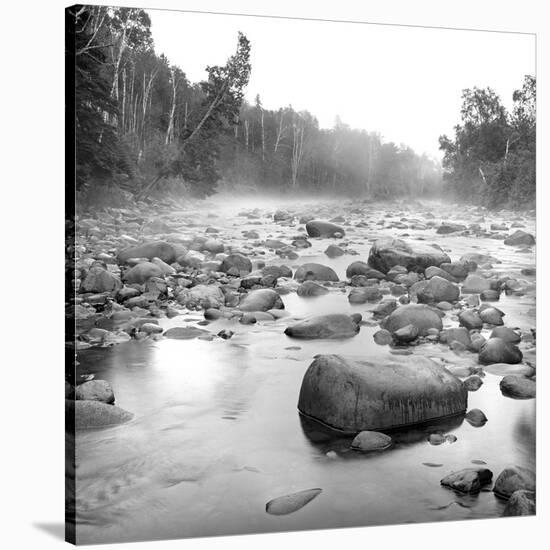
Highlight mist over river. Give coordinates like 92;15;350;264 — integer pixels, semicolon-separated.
71;196;536;544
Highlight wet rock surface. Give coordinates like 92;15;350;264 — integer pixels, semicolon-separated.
297;354;467;432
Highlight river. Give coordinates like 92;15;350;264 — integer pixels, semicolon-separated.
72;197;536;544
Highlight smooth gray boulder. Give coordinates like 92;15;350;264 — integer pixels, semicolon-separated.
442;327;471;348
348;286;382;304
502;490;536;516
479;307;504;325
493;466;536;499
462;274;491;294
305;220;345;238
266;488;322;515
417;276;460;303
81;266;122;293
177;284;225;310
437;223;466;234
500;375;536;398
504;230;535;247
381;304;443;336
458;310;483;330
220;254;252;275
479;337;523;365
70;400;133;430
367;237;450;274
123;262;163;284
294;263;339;282
346;261;386;279
75;380;115;404
297;355;467;433
239;289;284;312
440;468;493;493
465;408;487;427
285;314;360;339
118;241;176;264
325;244;344;258
164;326;211;340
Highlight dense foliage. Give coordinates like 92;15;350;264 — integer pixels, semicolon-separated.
439;76;536;208
68;5;442;200
69;6;535;207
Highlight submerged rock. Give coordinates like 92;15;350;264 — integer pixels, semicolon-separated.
294;263;339;282
297;355;467;433
71;400;133;430
440;468;493;493
285;314;360;339
266;488;322;515
163;326;211;340
305;220;345;238
381;304;443;336
297;281;329;297
367;237;450;274
351;431;392;452
493;466;536;499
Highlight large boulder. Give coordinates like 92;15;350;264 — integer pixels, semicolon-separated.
417;276;460;303
297;355;467;433
294;263;339;282
117;241;176;264
177;284;225;309
345;261;386;280
285;314;361;339
367;238;450;274
123;262;163;284
381;304;443;336
220;254;252;275
437;222;466;234
478;337;523;365
70;400;133;430
493;466;536;499
239;289;284;312
305;220;345;238
504;230;535;247
81;266;122;293
75;380;115;404
462;274;491;294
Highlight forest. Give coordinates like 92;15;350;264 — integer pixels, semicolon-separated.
67;5;535;208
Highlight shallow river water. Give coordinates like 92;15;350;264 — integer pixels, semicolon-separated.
74;198;536;544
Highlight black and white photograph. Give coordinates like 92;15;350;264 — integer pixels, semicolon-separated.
59;1;542;547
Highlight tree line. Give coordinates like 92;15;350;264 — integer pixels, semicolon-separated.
439;75;536;208
68;5;442;201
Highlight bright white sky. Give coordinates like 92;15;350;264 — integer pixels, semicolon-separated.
147;9;535;159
